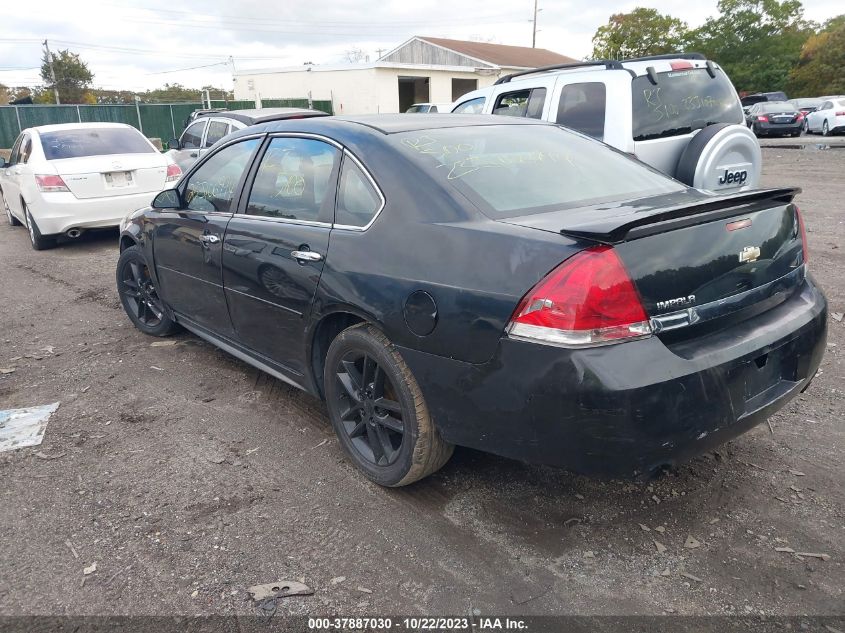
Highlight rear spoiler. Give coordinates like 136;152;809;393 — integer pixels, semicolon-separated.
559;188;800;244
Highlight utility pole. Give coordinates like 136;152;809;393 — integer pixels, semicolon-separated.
375;47;386;59
43;39;60;104
532;0;539;48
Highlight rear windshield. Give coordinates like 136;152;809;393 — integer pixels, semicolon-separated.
40;128;155;160
632;68;743;141
759;103;797;113
392;125;683;219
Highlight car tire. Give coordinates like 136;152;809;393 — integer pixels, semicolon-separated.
324;323;454;487
25;206;56;250
2;191;21;226
116;245;179;337
803;119;810;134
822;120;830;136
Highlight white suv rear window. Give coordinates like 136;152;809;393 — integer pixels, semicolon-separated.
631;68;743;141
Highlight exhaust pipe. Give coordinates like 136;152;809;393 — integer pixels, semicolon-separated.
66;228;82;239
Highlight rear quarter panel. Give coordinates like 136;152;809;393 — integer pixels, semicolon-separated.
310;134;583;364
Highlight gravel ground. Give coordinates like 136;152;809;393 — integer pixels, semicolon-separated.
0;147;842;618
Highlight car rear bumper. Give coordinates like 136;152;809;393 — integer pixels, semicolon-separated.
754;122;802;135
27;190;159;235
398;275;827;478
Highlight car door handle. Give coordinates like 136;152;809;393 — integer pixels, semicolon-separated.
291;250;323;262
190;152;198;158
199;234;220;244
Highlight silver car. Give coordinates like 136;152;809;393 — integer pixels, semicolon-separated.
166;108;330;171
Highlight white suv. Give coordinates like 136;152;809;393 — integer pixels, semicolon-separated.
452;54;761;192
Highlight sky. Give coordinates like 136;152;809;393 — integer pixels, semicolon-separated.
0;0;841;94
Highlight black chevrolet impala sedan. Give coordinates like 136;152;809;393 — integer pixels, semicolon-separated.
116;115;827;486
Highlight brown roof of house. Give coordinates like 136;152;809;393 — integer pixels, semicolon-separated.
418;36;576;68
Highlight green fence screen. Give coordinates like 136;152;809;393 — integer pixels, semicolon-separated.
0;98;335;148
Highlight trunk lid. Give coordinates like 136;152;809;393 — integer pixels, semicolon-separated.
499;187;805;321
50;153;168;200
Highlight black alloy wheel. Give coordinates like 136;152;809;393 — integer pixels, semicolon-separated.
334;350;405;467
116;245;178;336
324;324;453;486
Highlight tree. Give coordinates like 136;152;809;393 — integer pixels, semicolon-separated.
0;84;8;105
687;0;815;93
591;8;688;59
786;15;845;96
40;49;94;103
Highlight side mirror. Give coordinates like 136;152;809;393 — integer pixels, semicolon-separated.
0;158;8;169
152;189;181;210
169;138;182;151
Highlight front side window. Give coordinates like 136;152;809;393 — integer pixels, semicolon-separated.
493;88;546;119
393;125;683;219
335;158;382;228
632;67;744;141
183;138;261;213
40;128;155;160
204;120;229;148
452;97;485;114
181;121;206;149
556;82;606;140
245;137;340;222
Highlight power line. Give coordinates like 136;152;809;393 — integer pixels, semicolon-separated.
145;61;231;75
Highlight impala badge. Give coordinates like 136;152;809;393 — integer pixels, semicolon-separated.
739;246;761;263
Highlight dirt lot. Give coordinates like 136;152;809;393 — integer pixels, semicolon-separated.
0;147;842;619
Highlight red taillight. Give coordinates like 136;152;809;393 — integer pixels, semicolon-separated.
165;163;182;182
795;205;808;267
35;174;69;193
836;111;845;116
507;245;652;347
795;112;804;121
757;115;769;122
670;61;693;70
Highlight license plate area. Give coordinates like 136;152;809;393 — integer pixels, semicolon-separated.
742;344;798;412
104;171;133;188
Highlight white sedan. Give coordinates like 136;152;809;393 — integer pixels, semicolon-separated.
805;97;845;136
0;123;181;250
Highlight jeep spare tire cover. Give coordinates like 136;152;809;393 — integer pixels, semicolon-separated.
675;123;761;193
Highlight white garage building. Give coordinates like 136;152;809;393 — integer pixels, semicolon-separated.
233;36;575;115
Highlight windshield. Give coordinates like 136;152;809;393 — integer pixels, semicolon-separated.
40;128;156;160
758;103;797;113
406;105;427;113
392;125;684;219
632;68;743;141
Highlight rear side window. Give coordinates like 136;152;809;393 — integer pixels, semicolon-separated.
556;82;606;140
245;137;340;222
493;88;546;119
335;158;382;228
452;97;485;114
39;127;155;160
181;121;206;149
204;121;229;147
394;125;682;219
632;68;743;141
19;136;33;163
